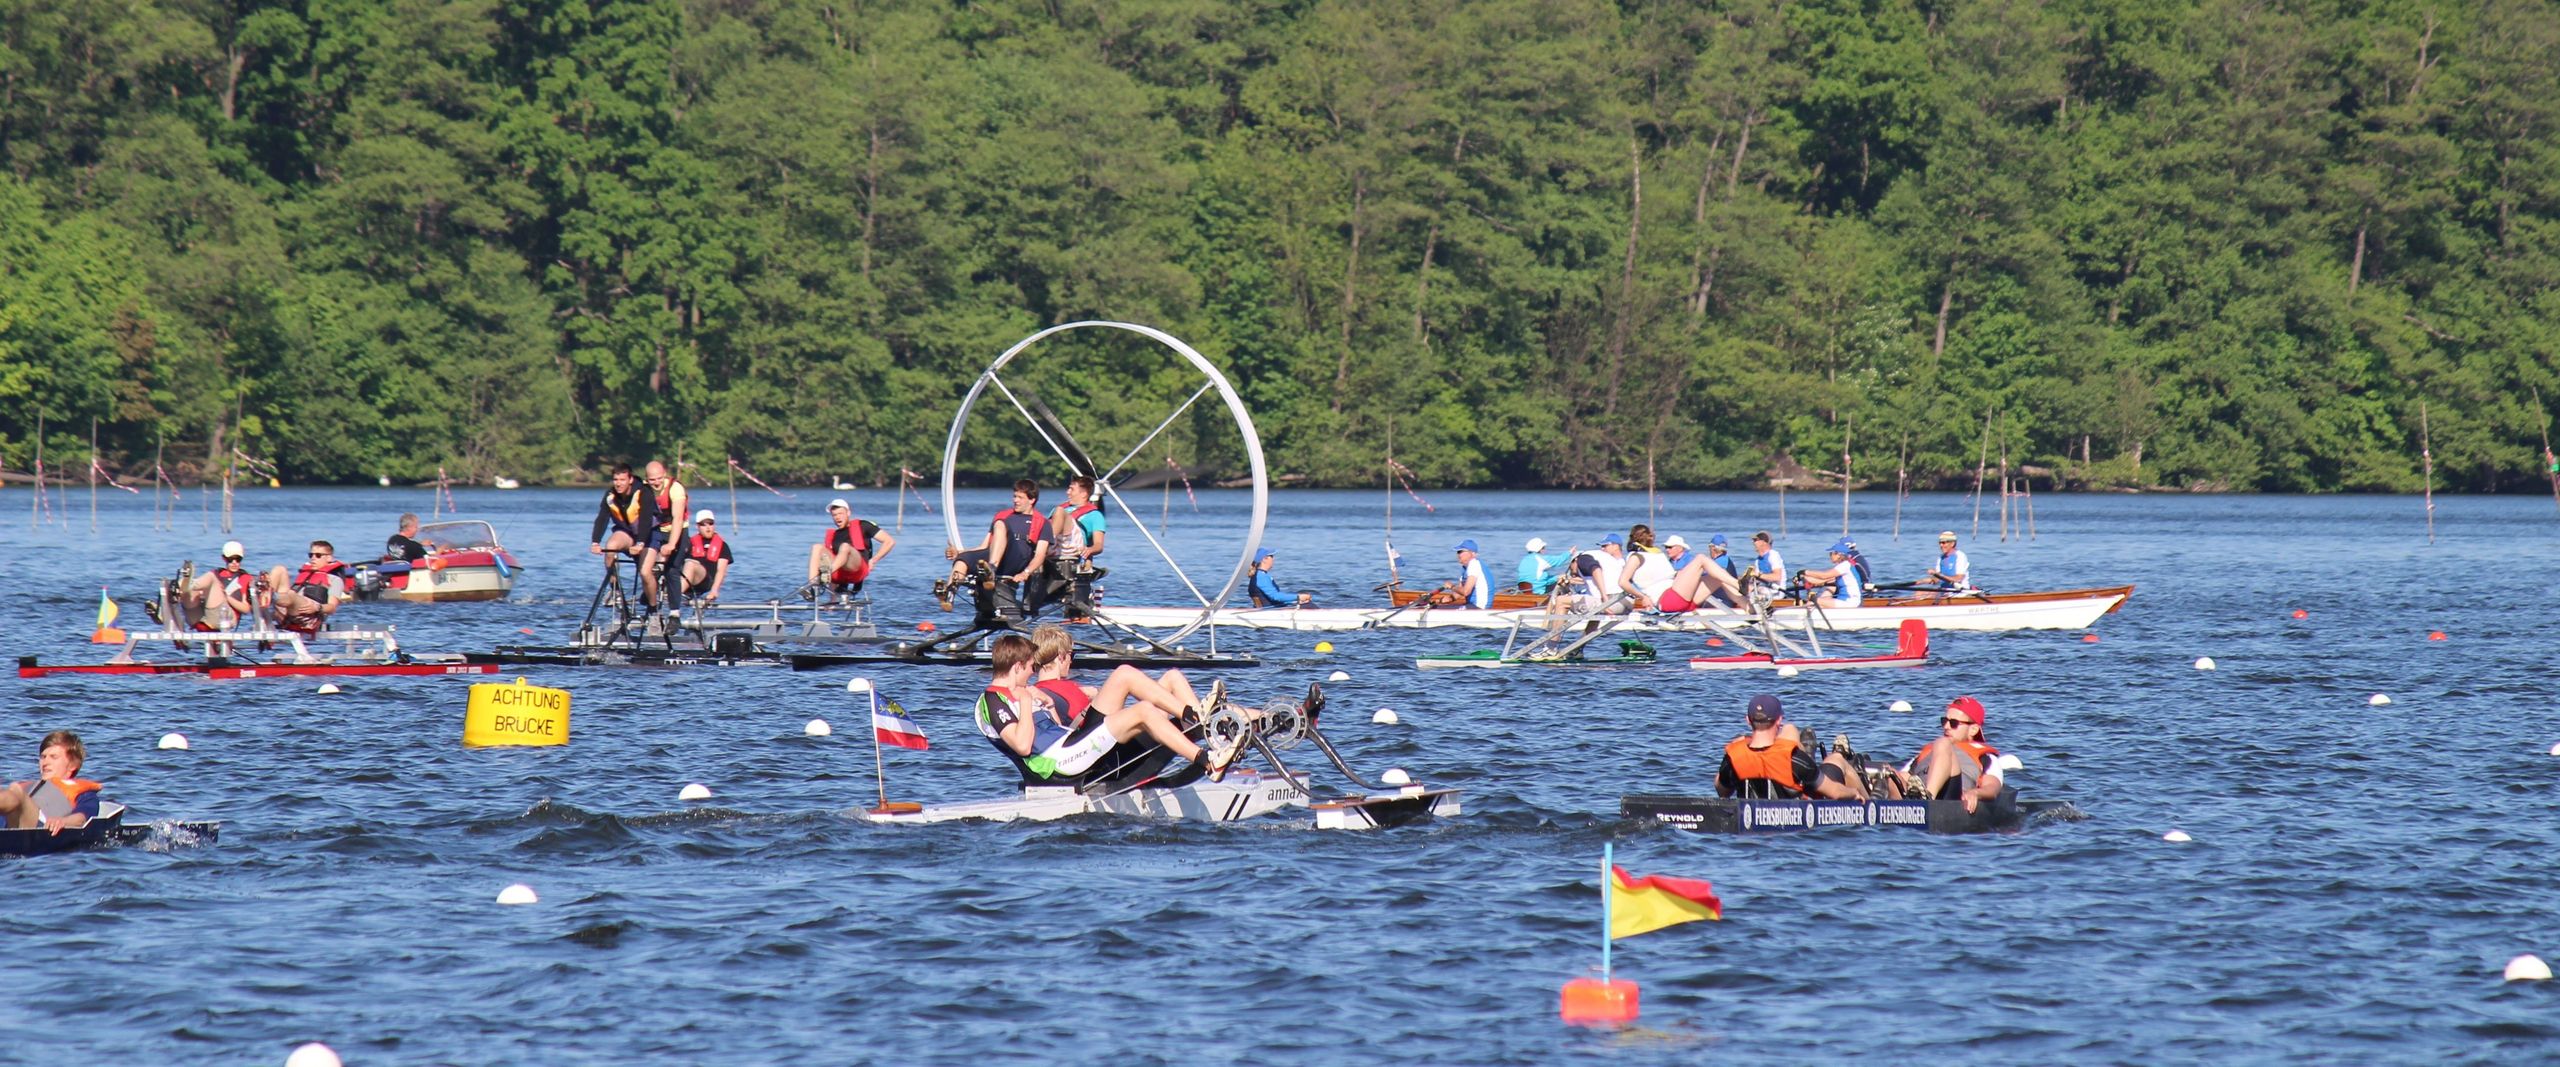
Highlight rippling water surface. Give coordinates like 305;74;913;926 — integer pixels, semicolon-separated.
5;486;2556;1063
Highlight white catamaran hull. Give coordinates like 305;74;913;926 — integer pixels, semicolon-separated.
857;772;1459;830
1095;590;2126;634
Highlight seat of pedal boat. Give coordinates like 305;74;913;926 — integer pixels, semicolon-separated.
984;720;1184;792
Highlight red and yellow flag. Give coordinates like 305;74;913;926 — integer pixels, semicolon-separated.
1609;866;1721;939
91;587;127;645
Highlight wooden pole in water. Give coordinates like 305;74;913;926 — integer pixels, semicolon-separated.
1840;415;1853;537
1893;432;1909;542
31;411;42;528
89;418;98;533
1647;451;1657;528
2535;386;2559;516
1970;410;1992;539
2420;401;2435;543
154;435;165;531
1998;419;2011;543
727;455;740;534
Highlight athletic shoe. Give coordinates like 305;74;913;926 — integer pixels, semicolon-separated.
931;577;955;611
1203;677;1226;716
1203;733;1244;782
795;581;823;603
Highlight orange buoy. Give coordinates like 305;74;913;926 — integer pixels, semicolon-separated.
1560;977;1640;1026
2427;631;2447;641
2291;609;2307;620
917;621;937;633
2081;633;2099;643
1705;637;1723;647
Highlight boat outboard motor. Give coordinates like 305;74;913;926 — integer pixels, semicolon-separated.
347;563;389;600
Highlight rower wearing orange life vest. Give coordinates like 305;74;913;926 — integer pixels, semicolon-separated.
639;461;690;610
1714;694;1868;800
0;730;101;835
805;498;894;601
1889;696;2008;813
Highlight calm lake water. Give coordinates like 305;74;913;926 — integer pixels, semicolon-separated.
4;485;2556;1064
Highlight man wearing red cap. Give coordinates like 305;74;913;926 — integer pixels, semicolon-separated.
1894;696;2006;812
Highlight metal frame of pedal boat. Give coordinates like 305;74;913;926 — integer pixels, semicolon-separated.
939;321;1267;651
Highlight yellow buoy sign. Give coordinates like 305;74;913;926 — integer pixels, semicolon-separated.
464;677;571;747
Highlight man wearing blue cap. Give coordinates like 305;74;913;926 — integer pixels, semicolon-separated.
1246;547;1313;608
1799;539;1864;608
1430;540;1492;608
1704;535;1746;604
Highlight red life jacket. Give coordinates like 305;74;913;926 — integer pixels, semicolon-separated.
1055;502;1101;554
1034;677;1092;727
824;520;870;583
1911;738;1998;770
1723;735;1806;795
684;531;726;563
293;561;347;605
654;481;687;533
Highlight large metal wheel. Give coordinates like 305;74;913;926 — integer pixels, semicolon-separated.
940;322;1267;644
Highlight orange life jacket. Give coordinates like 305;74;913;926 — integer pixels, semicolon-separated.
1912;738;1998;770
1723;735;1806;795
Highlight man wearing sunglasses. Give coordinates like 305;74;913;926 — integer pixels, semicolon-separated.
1714;694;1868;800
257;541;350;635
1887;696;2007;813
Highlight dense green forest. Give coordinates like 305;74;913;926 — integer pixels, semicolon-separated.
4;0;2558;491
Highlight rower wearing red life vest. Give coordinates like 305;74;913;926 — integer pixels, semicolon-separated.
805;498;894;599
938;479;1049;610
1043;476;1108;618
174;541;257;630
1891;696;2007;813
0;730;102;835
1714;694;1867;800
675;510;733;603
258;540;349;635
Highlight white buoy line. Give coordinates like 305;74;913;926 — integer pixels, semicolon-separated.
1327;670;1351;682
496;883;538;905
1371;709;1399;725
158;733;191;750
804;719;833;737
286;1043;343;1067
2162;830;2193;843
2506;954;2552;982
678;783;712;801
2193;657;2216;671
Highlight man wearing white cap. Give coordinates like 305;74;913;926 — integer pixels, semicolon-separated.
806;498;893;602
169;541;257;631
1924;531;1971;591
674;510;733;604
1515;537;1562;595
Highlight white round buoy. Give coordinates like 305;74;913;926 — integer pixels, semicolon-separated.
1776;665;1800;678
315;683;341;695
286;1043;343;1067
2193;657;2216;671
2505;954;2553;982
495;883;538;905
158;732;190;751
1888;699;1913;713
2367;694;2391;706
845;677;873;693
377;475;393;488
2162;830;2193;843
679;783;712;801
1379;768;1412;786
804;718;833;737
1371;708;1399;725
1326;670;1351;682
2549;742;2560;757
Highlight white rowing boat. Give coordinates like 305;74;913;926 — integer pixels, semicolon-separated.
852;768;1460;829
1095;585;2130;634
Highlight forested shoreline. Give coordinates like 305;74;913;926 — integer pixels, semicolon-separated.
4;0;2557;492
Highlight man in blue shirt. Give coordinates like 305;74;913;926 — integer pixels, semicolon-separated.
1925;531;1972;590
1515;537;1563;594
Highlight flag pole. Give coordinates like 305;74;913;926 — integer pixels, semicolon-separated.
869;685;888;810
1601;842;1614;984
